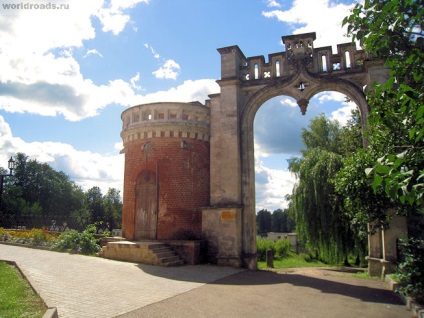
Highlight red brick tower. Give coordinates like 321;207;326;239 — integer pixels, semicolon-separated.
120;102;210;241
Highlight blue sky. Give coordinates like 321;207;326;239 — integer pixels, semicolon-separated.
0;0;358;211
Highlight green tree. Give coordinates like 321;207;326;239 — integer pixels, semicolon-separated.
85;186;105;224
256;209;272;235
288;113;363;264
343;0;424;208
271;209;295;233
340;0;423;301
1;153;85;221
103;188;122;230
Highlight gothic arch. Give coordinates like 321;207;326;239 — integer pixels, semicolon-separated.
240;73;370;133
239;73;370;269
204;32;389;270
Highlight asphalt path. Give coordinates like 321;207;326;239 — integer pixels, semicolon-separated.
118;267;411;318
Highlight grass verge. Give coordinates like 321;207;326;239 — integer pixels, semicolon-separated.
258;252;328;269
0;262;47;318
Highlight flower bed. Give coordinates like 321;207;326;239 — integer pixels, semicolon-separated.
0;228;59;247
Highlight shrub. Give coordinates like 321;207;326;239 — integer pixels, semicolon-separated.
397;238;424;305
256;238;275;261
257;238;293;261
300;253;312;262
54;224;101;255
275;239;291;259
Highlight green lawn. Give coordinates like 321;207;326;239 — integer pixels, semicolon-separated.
258;252;328;269
0;262;47;318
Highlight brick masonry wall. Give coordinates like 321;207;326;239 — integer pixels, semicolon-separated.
122;137;210;240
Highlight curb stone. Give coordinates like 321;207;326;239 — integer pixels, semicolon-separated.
42;307;59;318
385;275;423;317
1;260;58;318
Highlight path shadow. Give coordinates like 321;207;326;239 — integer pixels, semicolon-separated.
135;263;243;284
136;264;402;306
210;270;403;306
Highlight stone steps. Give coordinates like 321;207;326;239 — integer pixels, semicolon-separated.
99;241;184;266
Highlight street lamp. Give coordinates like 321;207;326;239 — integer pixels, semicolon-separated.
0;156;15;207
7;156;15;175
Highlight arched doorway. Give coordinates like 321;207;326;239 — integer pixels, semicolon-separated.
203;32;389;270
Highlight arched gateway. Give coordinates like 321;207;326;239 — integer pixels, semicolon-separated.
120;33;406;276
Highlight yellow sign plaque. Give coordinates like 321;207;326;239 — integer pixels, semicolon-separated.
220;210;236;221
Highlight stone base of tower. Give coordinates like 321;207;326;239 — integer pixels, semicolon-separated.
201;207;243;267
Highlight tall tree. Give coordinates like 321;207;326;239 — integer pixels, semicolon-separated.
339;0;423;300
256;209;272;235
271;209;295;233
85;186;105;223
288;113;363;263
103;188;122;230
342;0;424;209
5;153;84;217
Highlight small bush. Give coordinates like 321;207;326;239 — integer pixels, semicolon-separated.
256;238;275;261
257;238;292;261
54;224;101;255
275;239;291;259
300;253;312;262
397;238;424;305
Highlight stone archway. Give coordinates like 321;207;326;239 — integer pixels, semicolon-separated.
202;32;403;274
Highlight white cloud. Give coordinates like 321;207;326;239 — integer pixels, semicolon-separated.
97;8;131;35
255;145;296;211
152;60;181;80
330;103;356;126
280;97;298;108
314;91;356;125
137;79;219;104
254;97;322;155
84;49;103;58
0;115;124;195
262;0;356;49
0;1;101;54
97;0;149;35
0;0;151;121
144;43;160;59
265;0;282;8
130;72;143;91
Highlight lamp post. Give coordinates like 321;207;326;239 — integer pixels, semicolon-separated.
0;156;16;208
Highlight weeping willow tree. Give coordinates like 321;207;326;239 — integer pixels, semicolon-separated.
288;112;364;264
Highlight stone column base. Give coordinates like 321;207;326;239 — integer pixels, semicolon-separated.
202;207;243;267
367;257;396;278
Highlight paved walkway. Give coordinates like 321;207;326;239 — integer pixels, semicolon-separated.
0;244;412;318
0;244;240;317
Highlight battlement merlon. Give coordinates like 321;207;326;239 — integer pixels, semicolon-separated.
217;45;247;80
282;32;317;46
218;33;371;83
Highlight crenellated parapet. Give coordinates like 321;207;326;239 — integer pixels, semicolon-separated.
121;102;210;145
219;32;368;83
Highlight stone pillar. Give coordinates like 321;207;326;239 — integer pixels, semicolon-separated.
202;207;242;267
209;46;246;206
367;215;408;278
364;59;389;91
367;225;383;277
381;216;408;275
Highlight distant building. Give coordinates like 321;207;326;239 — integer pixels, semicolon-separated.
265;232;298;253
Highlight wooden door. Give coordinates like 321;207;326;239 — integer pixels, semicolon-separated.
135;170;157;240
